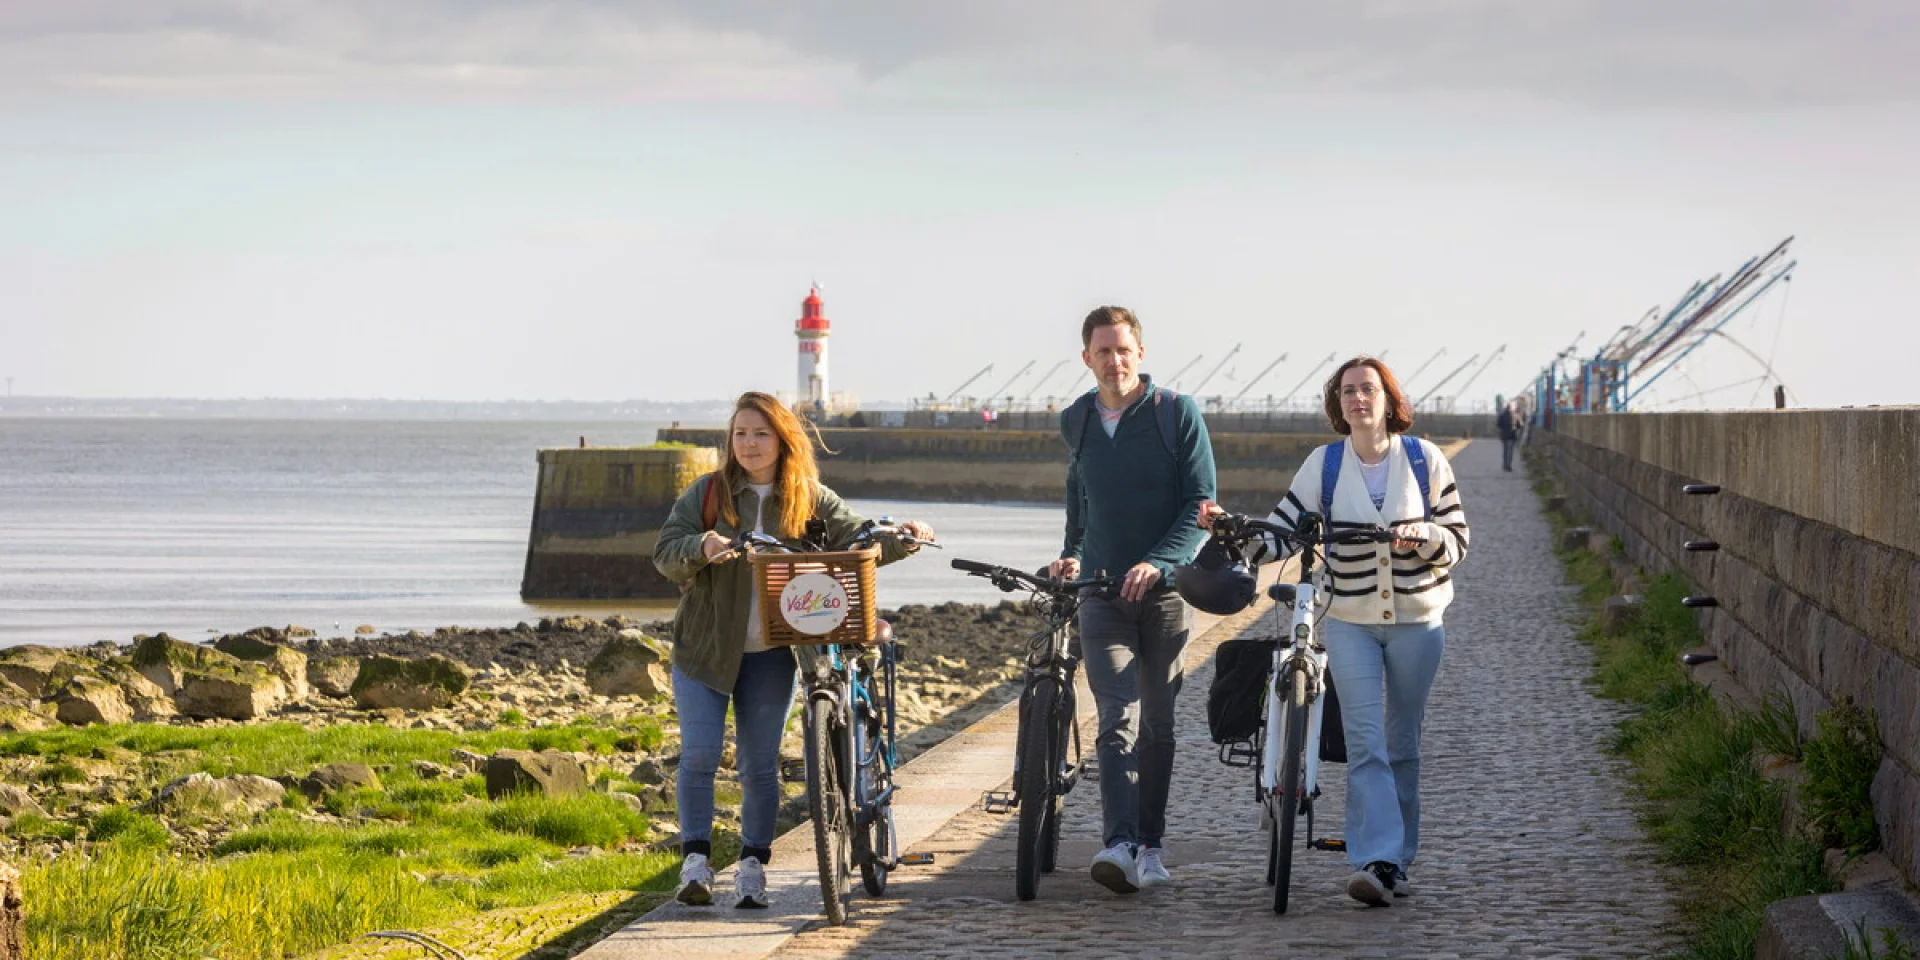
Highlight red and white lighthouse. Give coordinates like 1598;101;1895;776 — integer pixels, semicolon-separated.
796;286;830;414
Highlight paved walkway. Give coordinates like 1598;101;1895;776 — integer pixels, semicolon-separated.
588;440;1685;959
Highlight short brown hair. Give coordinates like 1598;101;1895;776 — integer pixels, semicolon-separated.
1323;356;1414;435
1081;306;1143;348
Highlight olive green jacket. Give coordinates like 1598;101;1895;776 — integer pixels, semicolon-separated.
652;474;912;695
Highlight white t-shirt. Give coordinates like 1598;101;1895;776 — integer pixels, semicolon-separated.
742;483;775;654
1358;457;1391;512
1096;398;1124;438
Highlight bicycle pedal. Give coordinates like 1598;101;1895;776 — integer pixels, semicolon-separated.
1309;838;1347;852
780;758;808;783
1218;740;1258;767
898;852;936;867
981;790;1016;814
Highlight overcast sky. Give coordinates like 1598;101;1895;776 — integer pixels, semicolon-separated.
3;1;1916;410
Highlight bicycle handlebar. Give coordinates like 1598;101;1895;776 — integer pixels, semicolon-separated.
949;558;1116;598
1210;512;1406;549
727;517;939;555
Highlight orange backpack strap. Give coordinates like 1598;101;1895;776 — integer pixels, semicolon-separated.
700;472;721;531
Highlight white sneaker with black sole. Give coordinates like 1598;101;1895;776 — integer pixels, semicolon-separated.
733;856;769;909
676;853;714;906
1136;847;1171;888
1090;843;1140;894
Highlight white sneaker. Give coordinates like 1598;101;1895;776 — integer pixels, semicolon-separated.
676;852;714;906
1136;847;1171;888
1090;843;1140;894
1344;860;1393;907
734;856;768;909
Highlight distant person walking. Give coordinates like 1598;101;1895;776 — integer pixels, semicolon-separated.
1051;305;1217;893
1496;399;1521;472
652;392;933;909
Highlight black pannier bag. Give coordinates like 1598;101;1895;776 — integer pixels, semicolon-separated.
1207;633;1351;764
1318;673;1347;764
1207;634;1273;744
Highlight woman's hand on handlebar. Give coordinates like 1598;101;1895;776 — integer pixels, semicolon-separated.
700;530;737;564
1048;556;1081;580
1391;522;1433;553
899;520;936;551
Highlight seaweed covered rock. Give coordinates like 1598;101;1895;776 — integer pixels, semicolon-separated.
0;646;97;699
213;634;310;700
174;664;287;720
484;750;587;800
586;630;672;699
306;657;360;699
54;675;132;726
129;634;241;696
350;655;471;711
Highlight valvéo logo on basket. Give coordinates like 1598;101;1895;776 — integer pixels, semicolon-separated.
778;572;851;636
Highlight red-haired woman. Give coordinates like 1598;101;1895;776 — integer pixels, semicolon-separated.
653;392;933;909
1200;357;1469;906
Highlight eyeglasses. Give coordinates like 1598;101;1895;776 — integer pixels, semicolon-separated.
1340;384;1381;398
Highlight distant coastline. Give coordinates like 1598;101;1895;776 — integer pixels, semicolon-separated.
0;396;739;422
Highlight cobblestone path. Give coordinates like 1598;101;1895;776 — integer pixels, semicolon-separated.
772;440;1685;959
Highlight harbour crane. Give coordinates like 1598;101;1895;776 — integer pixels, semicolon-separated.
1020;359;1071;406
1451;345;1507;402
1415;353;1480;407
1188;343;1242;396
1279;353;1337;404
943;363;994;405
1400;348;1447;390
1229;352;1289;406
984;360;1035;407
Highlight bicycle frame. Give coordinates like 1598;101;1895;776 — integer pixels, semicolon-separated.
1259;582;1326;819
804;639;903;871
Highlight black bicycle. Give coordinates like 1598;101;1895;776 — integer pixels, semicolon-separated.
950;558;1116;901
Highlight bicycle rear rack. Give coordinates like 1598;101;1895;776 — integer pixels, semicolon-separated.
981;790;1016;814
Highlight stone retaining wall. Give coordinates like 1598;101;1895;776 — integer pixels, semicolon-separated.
520;446;719;601
1545;408;1920;888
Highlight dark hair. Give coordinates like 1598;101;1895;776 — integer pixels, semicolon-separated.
1080;305;1143;348
1322;356;1414;435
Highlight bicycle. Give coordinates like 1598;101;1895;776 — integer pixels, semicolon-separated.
949;557;1117;902
1203;510;1400;913
731;517;938;925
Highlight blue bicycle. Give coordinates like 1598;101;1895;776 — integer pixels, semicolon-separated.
733;518;937;925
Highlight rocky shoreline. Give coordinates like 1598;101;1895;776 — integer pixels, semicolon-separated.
0;601;1042;865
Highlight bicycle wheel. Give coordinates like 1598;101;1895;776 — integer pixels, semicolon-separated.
1271;666;1309;914
856;701;892;897
1015;675;1061;901
1038;680;1071;874
805;696;852;925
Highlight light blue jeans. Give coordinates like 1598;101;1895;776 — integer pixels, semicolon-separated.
673;649;797;864
1320;617;1446;870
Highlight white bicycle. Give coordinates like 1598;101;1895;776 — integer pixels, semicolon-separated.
1209;511;1398;914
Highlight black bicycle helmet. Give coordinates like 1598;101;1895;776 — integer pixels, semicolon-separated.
1175;537;1257;616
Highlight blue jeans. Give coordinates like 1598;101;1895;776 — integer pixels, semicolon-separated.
1080;585;1190;850
673;649;797;864
1320;617;1446;869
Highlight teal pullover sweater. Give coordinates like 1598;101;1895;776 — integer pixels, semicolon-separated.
1059;376;1218;581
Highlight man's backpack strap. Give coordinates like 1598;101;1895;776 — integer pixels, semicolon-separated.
1062;393;1097;459
1319;440;1345;520
1062;383;1185;466
1401;435;1432;522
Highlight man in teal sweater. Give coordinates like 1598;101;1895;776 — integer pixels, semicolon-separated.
1050;305;1217;893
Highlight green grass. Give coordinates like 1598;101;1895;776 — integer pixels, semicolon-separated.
1534;459;1837;960
5;713;689;960
1802;698;1883;854
28;787;678;960
0;719;662;782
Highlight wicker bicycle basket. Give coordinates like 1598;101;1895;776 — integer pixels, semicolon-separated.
751;544;881;647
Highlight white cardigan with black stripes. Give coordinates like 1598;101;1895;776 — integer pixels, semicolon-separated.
1246;437;1469;625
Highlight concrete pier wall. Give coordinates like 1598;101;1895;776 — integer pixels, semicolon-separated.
520;446;719;601
1544;408;1920;886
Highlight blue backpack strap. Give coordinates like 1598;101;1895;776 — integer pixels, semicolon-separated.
1401;435;1432;521
1319;440;1344;520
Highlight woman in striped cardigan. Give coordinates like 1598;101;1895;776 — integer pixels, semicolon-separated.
1200;355;1469;906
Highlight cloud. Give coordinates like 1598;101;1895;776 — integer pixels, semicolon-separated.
0;1;1913;108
